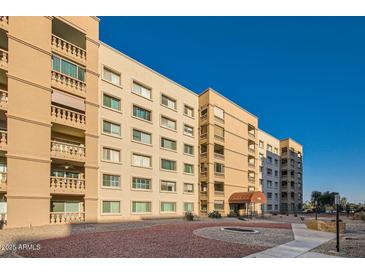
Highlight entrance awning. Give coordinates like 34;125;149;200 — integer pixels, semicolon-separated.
228;191;267;204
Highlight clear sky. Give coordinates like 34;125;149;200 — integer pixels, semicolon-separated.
99;16;365;203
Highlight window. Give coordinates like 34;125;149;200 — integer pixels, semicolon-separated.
184;183;194;193
267;156;273;164
275;181;278;188
184;144;194;155
214;125;224;139
259;140;264;148
102;174;120;188
133;105;151;121
103;148;120;162
161;116;176;130
214;181;224;192
161;181;176;192
267;168;273;176
274;170;278;177
200;163;208;173
281;158;288;165
214;163;225;174
51;170;80;178
161;137;177;151
102;201;120;214
103;67;120;86
259;153;264;163
200;201;208;212
132;154;151;168
132;177;151;190
267;204;273;211
282;147;288;154
200;182;208;192
103;120;121;137
184;105;194;117
161;94;176;109
200;143;208;154
214;200;224;211
200;108;208;118
274;147;278;154
267;144;272;152
132;201;151;213
51;201;80;213
248;186;255;192
267;180;273;188
161;159;176;171
275;193;278;200
214;144;224;156
132;129;151;144
184;163;194;174
133;82;151;99
274;159;279;166
160;202;176;212
184;124;194;137
200;125;208;136
267;192;273;199
52;55;85;81
213;106;224;121
103;94;121;111
184;202;194;212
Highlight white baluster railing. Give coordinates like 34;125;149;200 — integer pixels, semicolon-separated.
0;48;8;64
0;130;7;150
51;35;86;62
50;175;85;192
51;140;85;161
50;212;85;224
51;105;86;129
51;70;86;97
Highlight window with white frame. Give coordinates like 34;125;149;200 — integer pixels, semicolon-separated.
160;180;176;192
161;94;176;110
184;124;194;136
132;129;151;144
103;94;121;111
103;120;121;137
132;201;151;213
213;106;224;121
184;144;194;155
132;177;151;190
161;137;177;151
161;159;176;171
103;67;120;86
214;200;224;211
184;183;194;193
161;116;177;130
133;81;151;99
184;202;194;212
214;163;225;174
184;105;194;117
133;105;151;121
132;153;151;168
184;163;194;174
160;202;176;212
103;147;120;162
102;174;120;188
102;201;120;214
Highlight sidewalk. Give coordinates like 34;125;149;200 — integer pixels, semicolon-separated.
246;223;338;258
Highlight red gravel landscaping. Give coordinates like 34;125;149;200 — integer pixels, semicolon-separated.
18;222;291;258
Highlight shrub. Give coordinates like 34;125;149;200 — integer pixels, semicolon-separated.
208;210;222;218
353;211;365;222
184;211;194;221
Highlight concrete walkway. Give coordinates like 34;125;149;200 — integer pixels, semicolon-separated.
246;223;338;258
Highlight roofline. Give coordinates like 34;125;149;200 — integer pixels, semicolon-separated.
200;88;258;119
100;41;199;97
258;128;280;142
280;137;303;147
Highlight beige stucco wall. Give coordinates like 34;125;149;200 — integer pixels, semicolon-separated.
98;43;199;221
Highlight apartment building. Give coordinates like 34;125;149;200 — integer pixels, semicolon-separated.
98;43;199;221
0;16;302;229
280;138;303;213
258;130;281;213
198;89;264;217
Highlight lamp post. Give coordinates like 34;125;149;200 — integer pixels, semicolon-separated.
335;194;340;252
315;200;318;220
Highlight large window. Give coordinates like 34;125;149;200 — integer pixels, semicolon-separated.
103;67;120;86
160;202;176;212
161;116;176;130
161;159;176;171
132;177;151;190
184;124;194;137
52;55;85;81
184;163;194;174
132;154;151;168
183;183;194;193
102;201;120;214
103;148;120;162
133;105;151;121
132;129;151;145
51;201;80;213
161;94;176;110
184;105;194;118
214;163;225;174
214;181;224;192
102;174;120;188
214;125;224;139
103;120;121;137
213;106;224;121
214;200;224;211
103;94;121;111
184;202;194;212
133;82;151;99
184;144;194;155
132;201;151;213
161;137;177;151
160;180;176;192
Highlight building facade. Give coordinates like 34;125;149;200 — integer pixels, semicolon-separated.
0;16;303;229
258;130;281;213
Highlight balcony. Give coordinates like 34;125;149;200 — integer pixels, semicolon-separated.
51;70;86;98
0;48;8;71
51;140;85;162
214;171;225;178
50;212;85;224
50;175;85;195
214;153;225;160
51;105;86;130
0;130;7;151
0;89;7;111
51;35;86;65
0;17;8;31
0;172;6;192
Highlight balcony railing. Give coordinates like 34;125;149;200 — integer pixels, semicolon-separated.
214;171;225;178
214;153;225;160
0;16;8;31
0;172;6;192
51;35;86;65
51;105;86;129
0;48;8;70
214;134;225;142
51;140;85;162
248;147;255;154
248;132;255;139
0;89;8;110
248;162;255;168
51;70;86;98
0;130;7;151
50;212;85;224
50;176;85;195
248;175;255;182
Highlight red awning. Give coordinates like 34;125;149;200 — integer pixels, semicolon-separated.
228;191;267;204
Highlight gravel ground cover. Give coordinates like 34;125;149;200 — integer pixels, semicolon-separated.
312;220;365;258
194;226;293;247
16;221;291;258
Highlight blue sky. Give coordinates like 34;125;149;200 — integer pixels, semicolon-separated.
99;17;365;203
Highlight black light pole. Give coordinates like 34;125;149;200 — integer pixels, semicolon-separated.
315;200;318;220
335;194;340;253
